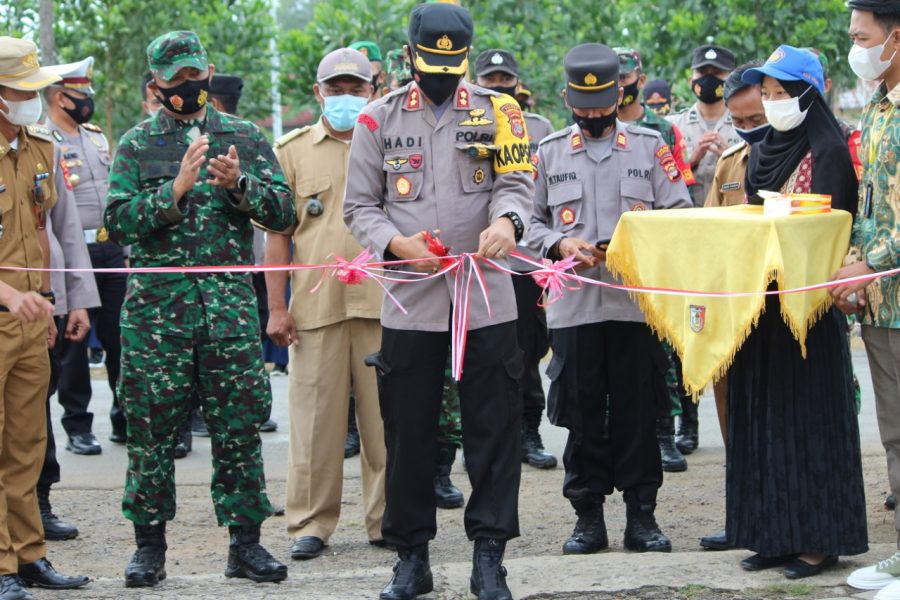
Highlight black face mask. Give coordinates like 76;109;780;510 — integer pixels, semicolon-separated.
572;110;617;138
619;80;640;108
692;74;726;104
487;85;518;98
62;92;94;124
155;77;211;115
412;64;460;105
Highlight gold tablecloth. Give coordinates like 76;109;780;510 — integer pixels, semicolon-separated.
605;205;852;396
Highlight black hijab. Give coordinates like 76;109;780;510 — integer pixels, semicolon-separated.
745;79;858;216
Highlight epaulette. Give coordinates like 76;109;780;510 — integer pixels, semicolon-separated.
538;126;573;147
26;125;54;143
721;141;748;159
625;122;664;140
471;84;502;98
274;126;311;148
82;122;103;133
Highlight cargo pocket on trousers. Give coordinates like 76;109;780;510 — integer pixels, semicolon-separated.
545;352;567;428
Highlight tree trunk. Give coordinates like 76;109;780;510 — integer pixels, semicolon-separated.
38;0;56;64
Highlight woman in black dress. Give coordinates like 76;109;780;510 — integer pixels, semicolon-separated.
726;46;868;579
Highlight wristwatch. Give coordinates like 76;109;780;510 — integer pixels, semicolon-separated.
501;211;524;242
227;173;248;196
40;289;56;305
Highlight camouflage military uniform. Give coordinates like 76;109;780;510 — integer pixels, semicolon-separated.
439;356;462;448
104;104;295;526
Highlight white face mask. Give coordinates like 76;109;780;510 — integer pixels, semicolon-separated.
0;95;43;126
763;90;810;132
848;36;897;81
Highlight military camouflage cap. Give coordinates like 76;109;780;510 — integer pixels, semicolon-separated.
349;41;383;62
147;31;209;81
614;47;642;75
386;48;412;84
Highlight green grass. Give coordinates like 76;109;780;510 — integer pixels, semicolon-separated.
678;584;707;598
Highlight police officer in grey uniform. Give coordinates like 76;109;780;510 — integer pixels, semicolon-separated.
527;43;692;557
344;5;533;599
474;48;557;471
44;56;127;452
38;142;101;540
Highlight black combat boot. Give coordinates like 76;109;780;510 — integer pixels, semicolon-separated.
37;485;78;541
174;427;192;460
656;417;687;472
380;544;433;600
562;494;608;554
470;538;512;600
623;499;671;553
225;525;287;583
521;412;557;469
434;443;464;509
675;397;699;455
124;522;167;588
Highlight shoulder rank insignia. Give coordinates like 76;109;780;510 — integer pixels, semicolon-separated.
405;87;421;110
274;126;307;148
616;132;627;149
82;122;103;133
459;108;493;127
26;125;54;142
385;157;408;171
51;130;63;142
571;133;583;151
456;87;470;109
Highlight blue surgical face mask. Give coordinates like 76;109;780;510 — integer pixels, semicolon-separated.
735;122;772;145
322;94;369;132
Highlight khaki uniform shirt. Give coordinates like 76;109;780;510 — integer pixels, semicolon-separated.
704;141;750;208
274;119;382;331
668;102;740;206
45;117;111;230
0;126;58;294
527;121;692;328
344;81;535;331
47;143;100;316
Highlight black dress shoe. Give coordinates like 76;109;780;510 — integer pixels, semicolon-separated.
291;536;325;560
887;494;897;510
108;430;127;444
370;539;397;550
740;553;797;572
18;558;89;589
0;575;31;600
782;555;838;579
259;418;278;433
65;432;101;455
699;529;730;550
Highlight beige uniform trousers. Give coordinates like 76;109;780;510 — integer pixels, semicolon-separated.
0;317;49;574
286;318;385;542
862;325;900;545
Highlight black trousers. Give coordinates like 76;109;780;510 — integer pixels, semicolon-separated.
377;322;522;547
57;242;126;436
39;316;66;490
548;321;667;509
512;274;549;418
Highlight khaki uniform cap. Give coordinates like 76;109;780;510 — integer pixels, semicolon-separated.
0;37;61;91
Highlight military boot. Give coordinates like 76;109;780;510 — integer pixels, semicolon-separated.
470;538;512;600
434;443;464;509
522;412;557;469
224;525;287;583
380;544;433;600
37;485;78;541
345;398;361;459
124;523;167;588
562;494;608;554
624;500;671;553
656;417;687;472
675;398;699;455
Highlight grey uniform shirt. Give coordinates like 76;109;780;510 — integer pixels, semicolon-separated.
47;143;100;316
667;102;740;206
513;111;555;269
526;121;692;328
45;116;112;229
344;81;534;332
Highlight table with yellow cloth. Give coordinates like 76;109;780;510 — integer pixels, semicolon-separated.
605;204;852;397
